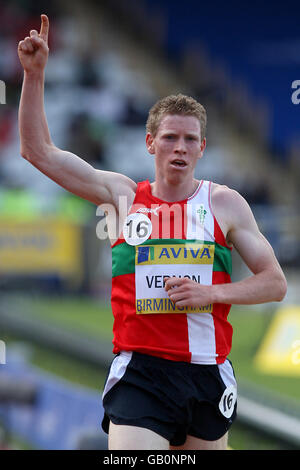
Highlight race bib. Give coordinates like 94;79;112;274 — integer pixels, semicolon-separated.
123;213;152;246
218;385;237;418
135;242;215;314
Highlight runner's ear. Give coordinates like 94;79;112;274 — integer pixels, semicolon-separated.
146;133;155;155
198;137;206;158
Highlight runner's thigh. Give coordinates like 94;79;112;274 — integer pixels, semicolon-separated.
170;432;228;450
109;422;170;450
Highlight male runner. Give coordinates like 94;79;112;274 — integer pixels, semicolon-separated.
18;15;287;450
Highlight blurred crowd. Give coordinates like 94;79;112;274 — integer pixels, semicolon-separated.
0;0;276;204
0;1;157;194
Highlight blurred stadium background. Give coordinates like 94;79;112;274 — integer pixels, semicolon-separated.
0;0;299;450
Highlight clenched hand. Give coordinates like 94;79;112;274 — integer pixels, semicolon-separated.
18;14;49;73
164;276;215;309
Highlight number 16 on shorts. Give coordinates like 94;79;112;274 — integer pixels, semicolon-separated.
219;385;237;418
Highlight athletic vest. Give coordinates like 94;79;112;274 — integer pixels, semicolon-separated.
110;179;233;364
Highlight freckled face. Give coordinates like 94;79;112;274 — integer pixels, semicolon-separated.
146;114;205;181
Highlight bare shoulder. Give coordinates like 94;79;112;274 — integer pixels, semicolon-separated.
94;170;137;209
211;182;259;245
101;171;137;195
211;182;243;205
211;182;253;220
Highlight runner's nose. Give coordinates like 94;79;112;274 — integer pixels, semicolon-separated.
174;137;187;154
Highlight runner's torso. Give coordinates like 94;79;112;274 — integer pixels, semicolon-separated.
110;179;233;364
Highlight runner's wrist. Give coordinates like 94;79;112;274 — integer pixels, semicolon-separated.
210;285;222;304
24;69;45;81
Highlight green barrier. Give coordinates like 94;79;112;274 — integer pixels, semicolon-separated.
0;189;94;223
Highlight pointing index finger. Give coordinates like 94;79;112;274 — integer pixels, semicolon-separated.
39;14;49;43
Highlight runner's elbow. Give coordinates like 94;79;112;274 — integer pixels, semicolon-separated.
275;274;287;302
20;148;31;161
20;144;51;163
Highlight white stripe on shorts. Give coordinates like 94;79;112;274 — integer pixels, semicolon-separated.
102;351;133;399
218;359;237;389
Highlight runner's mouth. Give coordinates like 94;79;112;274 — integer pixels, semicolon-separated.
170;159;187;167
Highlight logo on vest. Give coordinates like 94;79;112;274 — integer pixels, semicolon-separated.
196;204;207;225
136;205;162;216
136;243;214;265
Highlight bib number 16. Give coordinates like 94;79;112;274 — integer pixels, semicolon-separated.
218;385;237;418
123;213;152;246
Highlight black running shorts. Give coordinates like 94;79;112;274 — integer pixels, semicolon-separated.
101;351;237;446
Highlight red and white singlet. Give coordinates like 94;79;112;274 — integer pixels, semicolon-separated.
110;179;233;364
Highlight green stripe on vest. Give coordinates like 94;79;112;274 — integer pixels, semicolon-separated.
112;239;232;278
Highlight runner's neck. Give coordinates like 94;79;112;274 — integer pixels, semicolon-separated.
150;178;200;202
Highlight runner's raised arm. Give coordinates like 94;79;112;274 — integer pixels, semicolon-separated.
18;14;136;207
